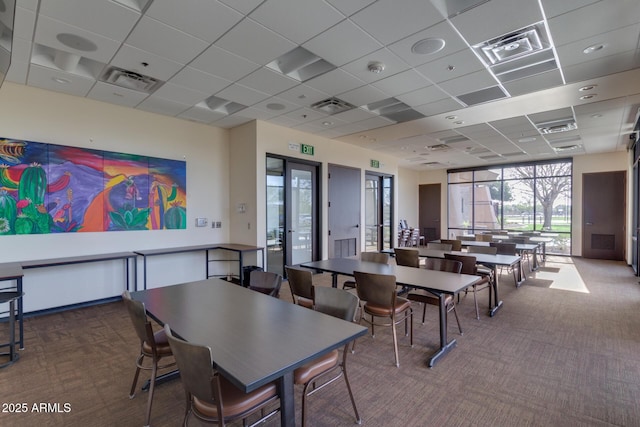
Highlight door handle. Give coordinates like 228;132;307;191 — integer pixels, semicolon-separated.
585;222;593;226
288;229;295;233
355;224;359;228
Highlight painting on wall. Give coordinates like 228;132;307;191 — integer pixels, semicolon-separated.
0;137;187;234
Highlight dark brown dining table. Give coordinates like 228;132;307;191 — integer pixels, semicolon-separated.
301;258;482;367
131;278;366;427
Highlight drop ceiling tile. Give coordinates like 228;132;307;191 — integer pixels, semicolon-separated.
450;0;543;45
237;67;298;96
388;20;469;67
337;84;388;107
168;67;231;95
324;0;377;17
39;0;140;42
555;24;640;68
190;44;260;81
34;15;121;63
416;49;485;84
351;0;445;45
502;69;564;97
250;0;345;44
414;97;464;116
218;0;264;15
269;114;305;127
216;83;271;106
371;69;431;96
211;114;254;128
125;16;209;65
396;85;449;107
136;96;191;116
108;44;184;81
275;84;329;107
215;18;297;65
562;49;640;83
87;81;149;107
437;69;497;96
178;105;226;123
341;48;411;83
540;0;600;19
281;107;328;123
146;0;243;43
13;6;36;42
331;107;379;123
303;19;382;67
19;0;39;11
27;64;95;97
6;60;28;84
152;81;209;105
236;106;283;121
304;68;365;96
10;37;32;63
548;1;640;46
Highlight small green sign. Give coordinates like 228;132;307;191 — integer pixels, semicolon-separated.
370;159;380;168
300;143;315;156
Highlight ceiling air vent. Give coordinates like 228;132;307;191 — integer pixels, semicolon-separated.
100;66;162;93
428;143;450;151
536;118;577;134
310;97;356;115
363;98;425;123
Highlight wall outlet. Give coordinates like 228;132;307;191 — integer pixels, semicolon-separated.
215;221;222;228
195;217;207;227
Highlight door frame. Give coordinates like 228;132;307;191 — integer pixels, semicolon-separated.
365;171;394;252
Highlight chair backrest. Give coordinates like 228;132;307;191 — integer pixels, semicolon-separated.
313;287;359;322
490;242;517;255
510;236;530;243
424;258;462;274
476;234;493;242
444;253;478;275
284;266;314;300
163;324;222;415
361;252;389;264
353;271;397;308
248;270;282;297
122;290;155;347
467;245;498;255
426;242;452;251
394;248;420;268
456;235;475;242
440;239;462;251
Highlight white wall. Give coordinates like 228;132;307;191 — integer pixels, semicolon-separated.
0;83;231;312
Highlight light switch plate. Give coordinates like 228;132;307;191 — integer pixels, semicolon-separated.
195;218;207;227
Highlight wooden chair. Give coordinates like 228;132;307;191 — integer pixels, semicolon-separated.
407;258;463;332
441;239;462;251
164;324;279;426
354;271;413;367
294;287;361;426
248;270;282;297
490;242;521;284
122;291;176;427
285;265;314;308
476;234;493;242
444;254;491;320
426;242;452;251
466;245;497;282
343;252;389;290
394;248;420;268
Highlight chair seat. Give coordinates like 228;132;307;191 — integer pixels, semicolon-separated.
193;377;277;419
297;297;314;309
407;291;453;306
294;349;339;384
142;329;173;356
363;297;411;316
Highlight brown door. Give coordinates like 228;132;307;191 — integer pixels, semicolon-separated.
328;164;361;258
419;184;441;243
582;171;625;260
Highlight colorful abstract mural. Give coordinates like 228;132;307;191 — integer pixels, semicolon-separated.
0;137;186;234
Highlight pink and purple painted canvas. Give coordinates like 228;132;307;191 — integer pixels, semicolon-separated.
0;137;186;234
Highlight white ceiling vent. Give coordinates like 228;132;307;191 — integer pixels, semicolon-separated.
100;66;162;93
537;118;578;134
310;97;356;115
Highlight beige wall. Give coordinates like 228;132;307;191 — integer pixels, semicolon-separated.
397;167;419;228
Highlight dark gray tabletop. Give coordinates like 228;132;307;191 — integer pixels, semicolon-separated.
131;278;366;392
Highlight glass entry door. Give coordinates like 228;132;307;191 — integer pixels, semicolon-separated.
266;156;319;277
365;173;393;252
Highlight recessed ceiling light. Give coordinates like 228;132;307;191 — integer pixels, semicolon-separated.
583;44;605;54
322;121;333;126
453;120;464;125
554;144;580;151
445;115;457;120
266;103;285;110
56;33;98;52
411;38;446;55
579;94;597;100
368;138;376;142
112;93;124;97
590;113;603;118
52;77;71;84
579;84;597;91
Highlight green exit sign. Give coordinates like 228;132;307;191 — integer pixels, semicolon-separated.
300;143;315;156
370;159;380;168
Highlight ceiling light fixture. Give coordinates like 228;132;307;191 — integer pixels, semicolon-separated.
579;84;597;91
266;103;285;110
590;113;603;118
583;44;604;54
322;121;333;126
518;137;537;143
52;77;71;84
554;144;580;151
56;33;98;52
580;94;597;100
411;38;446;55
367;61;385;74
445;115;457;120
453;120;464;125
